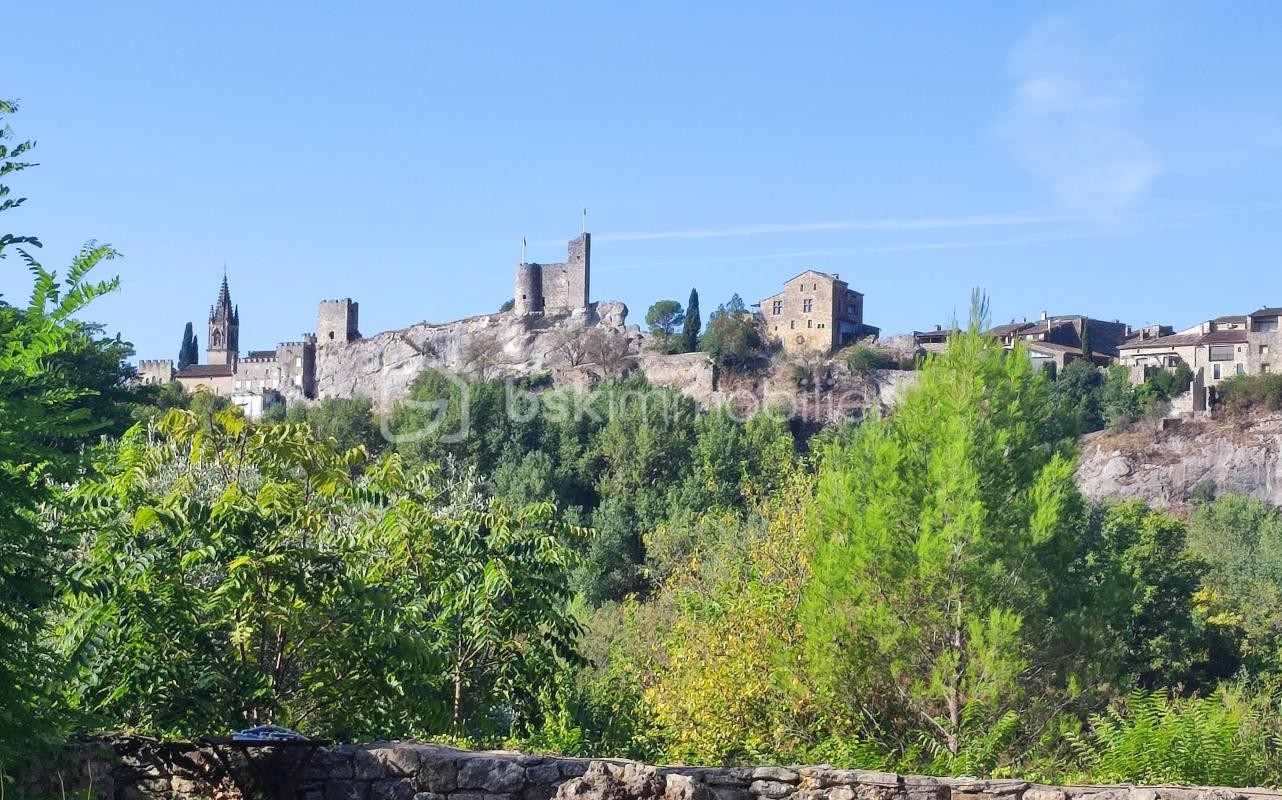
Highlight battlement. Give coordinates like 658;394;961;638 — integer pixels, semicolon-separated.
139;359;175;368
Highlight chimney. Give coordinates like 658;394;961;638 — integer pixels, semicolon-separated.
1039;310;1048;321
935;324;942;332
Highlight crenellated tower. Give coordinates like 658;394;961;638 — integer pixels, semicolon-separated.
207;274;240;366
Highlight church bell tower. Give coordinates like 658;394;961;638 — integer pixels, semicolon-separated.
207;274;240;367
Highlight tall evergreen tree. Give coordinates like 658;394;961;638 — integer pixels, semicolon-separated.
681;287;701;352
1080;324;1093;358
189;333;198;366
177;322;195;369
802;291;1084;759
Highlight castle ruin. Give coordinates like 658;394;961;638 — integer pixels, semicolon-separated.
514;233;590;315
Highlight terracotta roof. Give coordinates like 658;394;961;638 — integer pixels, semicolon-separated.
1118;329;1248;352
175;364;234;378
1249;307;1282;318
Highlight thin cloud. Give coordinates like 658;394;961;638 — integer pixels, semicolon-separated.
599;226;1158;272
597;201;1282;271
593;213;1078;244
1000;14;1161;216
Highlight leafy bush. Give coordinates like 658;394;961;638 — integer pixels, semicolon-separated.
843;343;896;375
1066;689;1281;787
1217;373;1282;413
1144;362;1194;400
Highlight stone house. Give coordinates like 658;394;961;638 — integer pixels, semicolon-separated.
992;312;1128;369
1116;307;1282;390
758;269;878;355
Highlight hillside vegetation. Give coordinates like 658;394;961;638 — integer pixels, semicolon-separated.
5;102;1282;789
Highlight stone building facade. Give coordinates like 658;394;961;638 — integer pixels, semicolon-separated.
759;269;878;355
1117;306;1281;389
137;276;334;417
515;233;591;315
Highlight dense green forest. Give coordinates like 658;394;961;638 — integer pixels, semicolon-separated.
4;103;1282;788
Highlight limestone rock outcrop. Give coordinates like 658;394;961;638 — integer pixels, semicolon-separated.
1076;413;1282;507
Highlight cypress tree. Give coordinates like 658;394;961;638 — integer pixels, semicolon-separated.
188;333;199;366
178;322;195;370
1080;324;1093;358
681;288;701;352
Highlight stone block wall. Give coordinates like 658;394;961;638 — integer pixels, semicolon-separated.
20;738;1281;800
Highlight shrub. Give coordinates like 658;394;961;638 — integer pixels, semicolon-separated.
1217;373;1282;413
1066;689;1281;787
843;343;895;375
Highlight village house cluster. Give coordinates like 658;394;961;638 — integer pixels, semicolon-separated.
137;230;1277;418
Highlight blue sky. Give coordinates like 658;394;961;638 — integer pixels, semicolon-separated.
4;2;1281;360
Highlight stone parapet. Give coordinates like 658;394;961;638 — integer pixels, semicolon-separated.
18;738;1281;800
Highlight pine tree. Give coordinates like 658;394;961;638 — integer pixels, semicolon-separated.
681;288;701;352
802;291;1083;759
177;322;195;370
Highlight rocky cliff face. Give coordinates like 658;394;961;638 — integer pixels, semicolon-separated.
310;302;638;410
1077;413;1282;507
304;300;916;426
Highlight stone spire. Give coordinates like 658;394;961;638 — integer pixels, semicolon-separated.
207;272;239;366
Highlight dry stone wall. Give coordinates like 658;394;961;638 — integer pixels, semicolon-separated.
20;738;1281;800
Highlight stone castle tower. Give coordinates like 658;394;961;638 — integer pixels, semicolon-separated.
318;298;360;345
207;275;240;366
514;233;590;315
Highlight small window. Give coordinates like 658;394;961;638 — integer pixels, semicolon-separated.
772;300;782;315
328;331;335;340
803;299;813;313
807;320;813;329
295;357;302;367
789;320;795;330
1236;363;1246;376
1213;364;1222;380
1263;364;1272;374
1261;344;1270;357
818;323;825;329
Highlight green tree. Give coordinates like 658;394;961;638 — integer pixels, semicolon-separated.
700;295;764;371
1079;502;1238;690
0;100;121;767
801;293;1082;759
286;395;385;455
1188;494;1282;673
681;288;701;352
177;321;196;369
1080;325;1093;357
645;300;684;336
645;300;685;352
57;409;587;739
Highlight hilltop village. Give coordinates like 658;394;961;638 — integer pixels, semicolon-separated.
139;230;1281;420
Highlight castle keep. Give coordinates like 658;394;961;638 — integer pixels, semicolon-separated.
514;233;590;315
